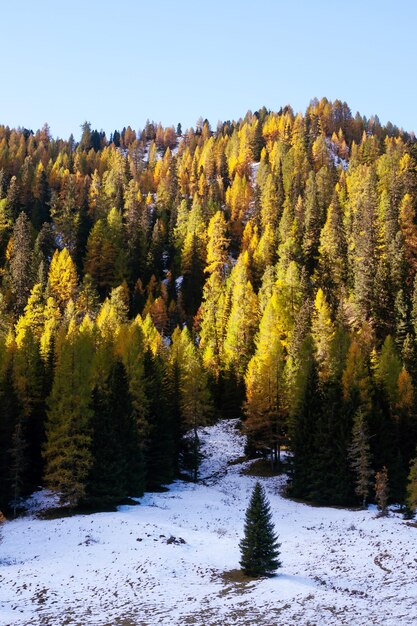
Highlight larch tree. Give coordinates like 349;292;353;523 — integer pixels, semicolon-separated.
399;193;417;282
199;211;229;381
244;289;287;468
47;248;78;310
317;193;347;300
43;318;95;507
14;283;45;347
11;327;46;508
178;328;213;481
311;288;335;382
223;253;258;382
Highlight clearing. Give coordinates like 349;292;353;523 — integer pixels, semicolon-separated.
0;419;416;625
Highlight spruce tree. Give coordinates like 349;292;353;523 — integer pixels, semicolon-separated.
143;348;176;489
349;408;374;508
239;482;281;577
9;211;33;316
87;359;144;505
0;363;19;512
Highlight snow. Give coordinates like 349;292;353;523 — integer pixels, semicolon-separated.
251;160;260;179
1;420;417;625
326;138;349;171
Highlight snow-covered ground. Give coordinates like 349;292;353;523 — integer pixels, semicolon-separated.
1;420;416;625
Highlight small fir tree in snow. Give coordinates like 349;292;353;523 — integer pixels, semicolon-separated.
239;482;281;577
375;466;389;517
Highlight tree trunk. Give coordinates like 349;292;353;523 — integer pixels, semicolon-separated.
193;422;199;482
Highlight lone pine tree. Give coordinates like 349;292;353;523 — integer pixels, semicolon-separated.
239;482;281;577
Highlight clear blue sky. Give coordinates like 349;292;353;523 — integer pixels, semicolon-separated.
1;0;416;138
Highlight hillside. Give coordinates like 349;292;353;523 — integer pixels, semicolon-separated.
1;99;417;519
1;420;416;626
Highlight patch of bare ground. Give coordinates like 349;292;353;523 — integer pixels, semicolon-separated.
240;458;285;478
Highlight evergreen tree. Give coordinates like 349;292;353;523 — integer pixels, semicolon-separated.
50;173;80;255
142;348;176;489
0;360;19;512
87;359;144;504
349;408;374;508
239;482;281;577
2;102;417;516
8;211;33;316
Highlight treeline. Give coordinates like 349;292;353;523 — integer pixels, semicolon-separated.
1;97;417;514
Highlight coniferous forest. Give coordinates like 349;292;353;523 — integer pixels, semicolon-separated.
2;98;417;515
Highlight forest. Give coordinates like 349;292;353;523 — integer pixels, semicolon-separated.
1;97;417;516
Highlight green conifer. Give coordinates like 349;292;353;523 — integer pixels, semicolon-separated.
239;482;281;577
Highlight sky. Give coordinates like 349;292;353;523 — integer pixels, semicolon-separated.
1;0;416;139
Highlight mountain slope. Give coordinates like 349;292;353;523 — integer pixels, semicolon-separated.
0;420;416;625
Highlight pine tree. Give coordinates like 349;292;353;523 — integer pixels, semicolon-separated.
50;173;80;255
0;359;19;512
142;348;176;489
239;482;281;577
87;359;144;504
8;211;33;316
349;408;374;508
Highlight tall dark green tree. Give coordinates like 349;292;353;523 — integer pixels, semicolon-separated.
143;348;176;489
9;211;33;316
0;360;20;512
349;408;374;508
239;482;281;577
87;359;144;505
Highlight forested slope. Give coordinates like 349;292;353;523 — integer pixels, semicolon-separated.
1;98;417;513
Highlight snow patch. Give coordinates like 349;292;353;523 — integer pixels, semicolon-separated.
0;420;416;625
